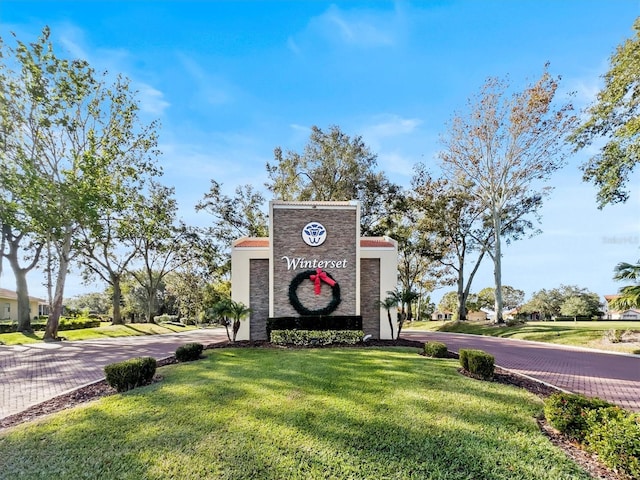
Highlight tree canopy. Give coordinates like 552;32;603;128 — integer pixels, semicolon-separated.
439;66;576;323
521;285;601;319
569;18;640;208
0;27;160;336
266;125;401;236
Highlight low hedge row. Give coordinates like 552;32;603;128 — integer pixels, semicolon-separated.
544;393;639;478
459;348;495;380
423;341;448;358
267;316;363;337
0;317;101;334
104;357;157;393
270;329;364;346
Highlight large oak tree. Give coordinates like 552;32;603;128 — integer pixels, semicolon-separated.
266;125;401;236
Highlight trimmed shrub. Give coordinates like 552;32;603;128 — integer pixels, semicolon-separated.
57;317;101;331
423;341;448;358
270;329;364;346
176;342;204;362
544;392;613;441
104;357;157;393
585;407;640;478
267;316;363;336
459;349;484;371
154;314;179;323
0;317;101;333
0;323;16;334
467;350;495;379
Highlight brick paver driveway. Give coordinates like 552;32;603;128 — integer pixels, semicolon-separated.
0;328;228;420
403;330;640;412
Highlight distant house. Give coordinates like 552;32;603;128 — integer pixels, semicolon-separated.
481;307;519;322
603;294;640;320
430;310;488;321
431;311;454;321
0;288;48;321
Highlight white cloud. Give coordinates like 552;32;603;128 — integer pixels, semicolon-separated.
176;53;234;106
290;3;408;52
378;151;415;177
137;83;170;115
361;114;422;144
320;5;395;47
287;36;301;55
53;23;172;118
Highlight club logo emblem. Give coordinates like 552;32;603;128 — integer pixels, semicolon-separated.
301;222;327;247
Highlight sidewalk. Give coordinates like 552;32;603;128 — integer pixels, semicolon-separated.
0;328;228;420
403;330;640;412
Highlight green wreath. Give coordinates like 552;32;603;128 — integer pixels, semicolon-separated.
288;269;341;316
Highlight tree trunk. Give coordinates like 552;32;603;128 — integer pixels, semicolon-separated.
457;260;467;321
5;232;34;332
14;267;32;332
111;275;124;325
232;319;240;342
387;310;394;339
146;286;156;323
44;234;71;340
493;210;504;324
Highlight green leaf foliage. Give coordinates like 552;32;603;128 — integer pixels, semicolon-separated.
570;19;640;207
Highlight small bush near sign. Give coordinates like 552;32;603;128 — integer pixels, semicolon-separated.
267;316;362;337
271;329;364;346
423;341;448;358
544;392;639;478
544;392;613;442
175;342;204;362
584;406;640;478
104;357;157;392
459;349;495;379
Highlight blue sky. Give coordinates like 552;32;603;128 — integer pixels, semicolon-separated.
1;0;639;306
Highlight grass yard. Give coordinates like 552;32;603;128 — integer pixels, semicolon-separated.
407;320;640;354
0;347;591;479
0;322;196;346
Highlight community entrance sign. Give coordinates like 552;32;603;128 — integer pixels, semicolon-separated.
231;201;397;341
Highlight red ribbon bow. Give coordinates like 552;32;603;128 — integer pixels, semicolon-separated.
309;268;336;295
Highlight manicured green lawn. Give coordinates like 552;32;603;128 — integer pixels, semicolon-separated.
0;322;196;345
407;320;640;354
0;347;590;479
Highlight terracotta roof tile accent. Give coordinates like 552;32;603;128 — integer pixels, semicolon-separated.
234;238;269;248
360;238;396;248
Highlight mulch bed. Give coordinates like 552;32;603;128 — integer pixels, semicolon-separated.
0;339;626;479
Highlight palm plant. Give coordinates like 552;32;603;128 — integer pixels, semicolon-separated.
610;261;640;310
386;288;419;337
209;299;233;341
378;295;398;339
226;300;252;342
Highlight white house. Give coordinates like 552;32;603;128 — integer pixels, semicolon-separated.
0;288;47;321
603;294;640;320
